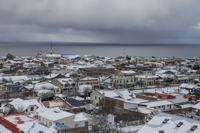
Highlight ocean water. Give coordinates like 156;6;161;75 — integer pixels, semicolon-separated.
0;42;199;58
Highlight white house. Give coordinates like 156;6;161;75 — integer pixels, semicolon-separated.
4;98;43;115
138;100;175;110
138;112;200;133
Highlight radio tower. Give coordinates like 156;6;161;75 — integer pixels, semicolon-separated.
124;48;125;59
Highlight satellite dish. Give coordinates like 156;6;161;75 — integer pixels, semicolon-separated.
88;126;92;131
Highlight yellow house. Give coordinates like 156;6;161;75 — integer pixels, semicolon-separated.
143;63;152;68
0;85;7;91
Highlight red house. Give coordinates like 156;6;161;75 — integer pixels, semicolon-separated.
42;99;71;110
18;86;30;96
0;116;24;133
155;92;176;100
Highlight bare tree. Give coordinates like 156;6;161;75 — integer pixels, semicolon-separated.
90;98;124;133
16;105;25;113
2;77;9;83
9;77;12;83
136;79;145;92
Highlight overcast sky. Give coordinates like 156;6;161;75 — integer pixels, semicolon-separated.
0;0;200;44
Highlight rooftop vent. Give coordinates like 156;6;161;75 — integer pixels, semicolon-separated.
162;119;169;124
191;125;198;131
176;122;183;127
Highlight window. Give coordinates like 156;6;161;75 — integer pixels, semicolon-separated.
56;89;59;92
38;116;41;121
167;105;169;107
30;107;34;111
95;96;97;100
85;121;88;126
158;106;160;108
49;122;52;126
75;124;78;128
99;97;100;100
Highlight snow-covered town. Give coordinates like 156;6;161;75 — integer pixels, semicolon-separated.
1;51;200;133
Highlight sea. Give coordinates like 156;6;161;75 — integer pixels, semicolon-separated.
0;42;200;58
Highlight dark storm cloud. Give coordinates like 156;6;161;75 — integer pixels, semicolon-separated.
0;0;200;43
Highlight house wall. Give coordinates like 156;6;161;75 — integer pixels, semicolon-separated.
78;80;98;89
56;115;75;128
74;120;90;128
164;107;192;114
38;116;54;127
90;91;103;106
124;102;138;109
150;104;175;111
24;105;38;115
136;94;157;101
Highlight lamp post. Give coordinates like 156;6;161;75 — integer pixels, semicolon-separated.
33;83;35;98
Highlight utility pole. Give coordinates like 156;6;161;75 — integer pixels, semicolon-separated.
33;83;35;98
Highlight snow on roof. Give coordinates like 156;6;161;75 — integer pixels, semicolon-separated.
80;77;98;80
98;90;118;98
34;82;54;92
8;98;42;111
138;112;200;133
137;107;153;114
42;99;71;109
38;110;74;121
2;113;48;133
186;84;196;89
140;100;173;108
74;112;90;122
113;89;135;99
2;113;36;125
126;98;149;104
44;74;60;79
181;104;194;109
0;76;30;82
119;70;136;74
57;78;74;84
135;75;158;79
193;102;200;110
180;83;189;88
132;86;189;95
0;124;13;133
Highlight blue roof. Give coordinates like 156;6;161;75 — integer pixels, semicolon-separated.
53;122;71;131
195;88;200;91
66;98;87;107
18;85;24;90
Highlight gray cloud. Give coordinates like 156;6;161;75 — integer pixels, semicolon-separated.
0;0;200;43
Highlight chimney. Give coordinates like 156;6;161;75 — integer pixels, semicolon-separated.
50;74;51;77
159;130;164;133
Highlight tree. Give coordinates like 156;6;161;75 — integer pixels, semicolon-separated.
16;105;25;113
90;98;125;133
136;79;145;92
2;77;9;83
63;87;79;98
41;91;55;101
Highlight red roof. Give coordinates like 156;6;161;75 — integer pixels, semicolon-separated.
0;116;24;133
42;99;71;110
2;113;36;125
